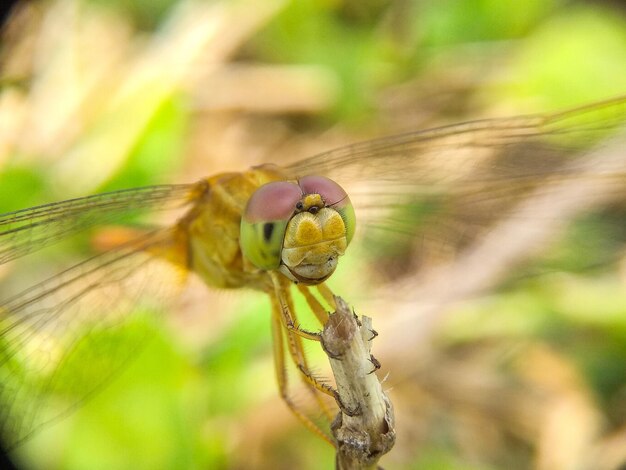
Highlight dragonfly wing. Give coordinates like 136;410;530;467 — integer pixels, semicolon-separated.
0;184;194;264
284;96;626;278
0;228;186;448
286;96;626;186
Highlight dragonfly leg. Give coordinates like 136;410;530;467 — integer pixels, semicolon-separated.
269;272;321;341
270;273;357;419
285;293;363;418
277;288;337;398
316;283;336;310
286;329;337;423
296;284;330;325
270;295;335;445
282;291;339;422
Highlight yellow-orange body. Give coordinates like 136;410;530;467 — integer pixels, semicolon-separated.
159;165;350;293
174;165;288;292
160;164;351;443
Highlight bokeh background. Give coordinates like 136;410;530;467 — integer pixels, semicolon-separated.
1;0;626;469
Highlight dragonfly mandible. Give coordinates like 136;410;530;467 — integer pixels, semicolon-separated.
1;95;625;449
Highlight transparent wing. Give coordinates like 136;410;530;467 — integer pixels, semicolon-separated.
0;184;194;264
284;96;626;278
0;228;187;448
287;96;626;185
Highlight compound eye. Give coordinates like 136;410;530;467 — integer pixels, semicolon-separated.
240;181;302;270
243;181;302;224
299;175;348;206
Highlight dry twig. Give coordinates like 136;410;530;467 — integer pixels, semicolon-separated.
322;296;395;470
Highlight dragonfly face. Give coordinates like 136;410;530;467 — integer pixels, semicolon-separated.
240;173;356;284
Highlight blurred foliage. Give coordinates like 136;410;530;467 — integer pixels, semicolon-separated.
99;95;188;192
0;166;47;213
85;0;178;30
0;0;625;469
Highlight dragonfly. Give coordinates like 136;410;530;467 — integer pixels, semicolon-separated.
1;95;625;451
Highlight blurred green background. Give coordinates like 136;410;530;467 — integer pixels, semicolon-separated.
1;0;626;469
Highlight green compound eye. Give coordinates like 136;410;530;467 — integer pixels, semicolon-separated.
240;181;302;270
336;200;356;245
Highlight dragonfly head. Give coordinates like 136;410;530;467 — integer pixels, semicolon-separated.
240;175;355;285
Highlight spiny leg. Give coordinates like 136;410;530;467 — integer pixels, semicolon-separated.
283;292;337;423
279;282;357;420
270;274;357;422
273;284;336;400
294;283;363;418
270;295;334;446
269;271;321;341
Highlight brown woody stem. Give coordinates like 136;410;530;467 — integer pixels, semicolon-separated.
322;296;395;470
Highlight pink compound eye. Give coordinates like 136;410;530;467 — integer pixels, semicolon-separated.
298;175;349;208
243;181;302;223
